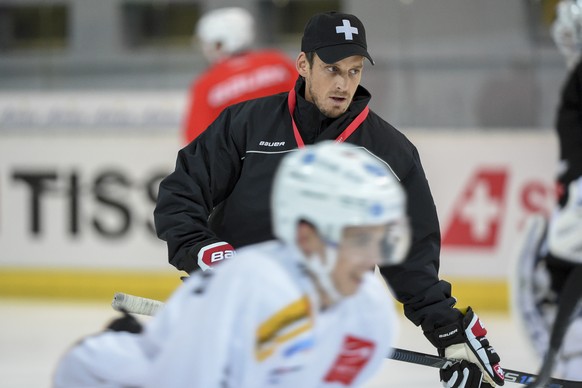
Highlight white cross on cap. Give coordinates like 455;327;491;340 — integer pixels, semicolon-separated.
335;19;358;40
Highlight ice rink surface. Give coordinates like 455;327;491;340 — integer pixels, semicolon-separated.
0;298;539;388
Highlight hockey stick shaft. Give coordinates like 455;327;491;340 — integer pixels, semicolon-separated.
389;348;582;387
111;293;582;387
526;265;582;388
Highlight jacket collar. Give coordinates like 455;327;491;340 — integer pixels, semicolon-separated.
292;77;371;144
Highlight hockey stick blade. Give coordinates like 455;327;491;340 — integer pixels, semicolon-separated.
389;348;582;387
526;265;582;388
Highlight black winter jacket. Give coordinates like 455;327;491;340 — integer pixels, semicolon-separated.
154;77;461;331
555;59;582;206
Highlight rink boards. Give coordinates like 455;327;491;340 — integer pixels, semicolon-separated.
0;128;557;311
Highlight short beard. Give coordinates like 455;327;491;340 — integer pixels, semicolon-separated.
307;82;346;118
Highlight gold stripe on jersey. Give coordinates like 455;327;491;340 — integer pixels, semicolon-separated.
255;296;312;361
257;296;311;344
256;321;313;361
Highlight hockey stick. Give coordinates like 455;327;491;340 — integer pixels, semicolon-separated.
389;347;582;388
111;292;164;316
526;265;582;388
111;292;582;387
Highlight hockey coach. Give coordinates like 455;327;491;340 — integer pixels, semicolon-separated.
155;11;506;387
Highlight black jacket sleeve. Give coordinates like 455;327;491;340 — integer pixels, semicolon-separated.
379;146;462;332
555;59;582;205
154;108;245;273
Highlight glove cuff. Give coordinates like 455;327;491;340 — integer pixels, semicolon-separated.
424;306;475;349
424;320;465;349
197;241;235;271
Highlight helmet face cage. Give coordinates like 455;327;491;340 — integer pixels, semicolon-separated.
553;0;582;65
272;142;410;267
556;1;582;27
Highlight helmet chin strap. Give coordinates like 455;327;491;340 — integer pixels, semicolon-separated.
305;243;343;307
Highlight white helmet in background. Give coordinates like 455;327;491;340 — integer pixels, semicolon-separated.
552;0;582;68
272;141;410;301
195;7;255;63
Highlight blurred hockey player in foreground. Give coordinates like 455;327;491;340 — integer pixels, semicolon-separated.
53;141;410;387
512;0;582;380
182;7;296;143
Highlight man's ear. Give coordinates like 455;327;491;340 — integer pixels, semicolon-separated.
296;52;310;77
296;221;319;256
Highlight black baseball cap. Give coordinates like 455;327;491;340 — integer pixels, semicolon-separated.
301;11;374;65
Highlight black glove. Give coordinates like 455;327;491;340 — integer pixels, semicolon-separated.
106;309;143;334
425;307;505;387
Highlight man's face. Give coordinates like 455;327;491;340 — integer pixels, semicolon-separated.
332;224;387;297
296;53;364;118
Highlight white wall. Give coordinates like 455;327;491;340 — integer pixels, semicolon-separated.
409;130;558;278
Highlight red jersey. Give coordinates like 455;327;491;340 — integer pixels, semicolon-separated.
183;50;297;143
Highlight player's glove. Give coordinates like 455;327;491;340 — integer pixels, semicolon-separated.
105;309;143;334
197;241;235;271
425;307;505;387
440;360;489;388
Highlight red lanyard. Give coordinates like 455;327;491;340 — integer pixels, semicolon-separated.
287;88;369;148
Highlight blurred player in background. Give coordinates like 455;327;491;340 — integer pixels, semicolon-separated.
156;10;505;387
182;7;297;143
53;142;407;387
512;0;582;380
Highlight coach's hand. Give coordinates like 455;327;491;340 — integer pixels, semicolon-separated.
425;307;505;387
197;241;235;271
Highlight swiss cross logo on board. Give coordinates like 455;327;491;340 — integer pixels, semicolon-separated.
324;335;375;385
442;169;509;248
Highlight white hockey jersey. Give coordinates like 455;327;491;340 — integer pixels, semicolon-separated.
53;241;398;387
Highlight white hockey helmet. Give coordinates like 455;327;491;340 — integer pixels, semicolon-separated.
552;0;582;68
195;7;255;62
271;141;410;267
